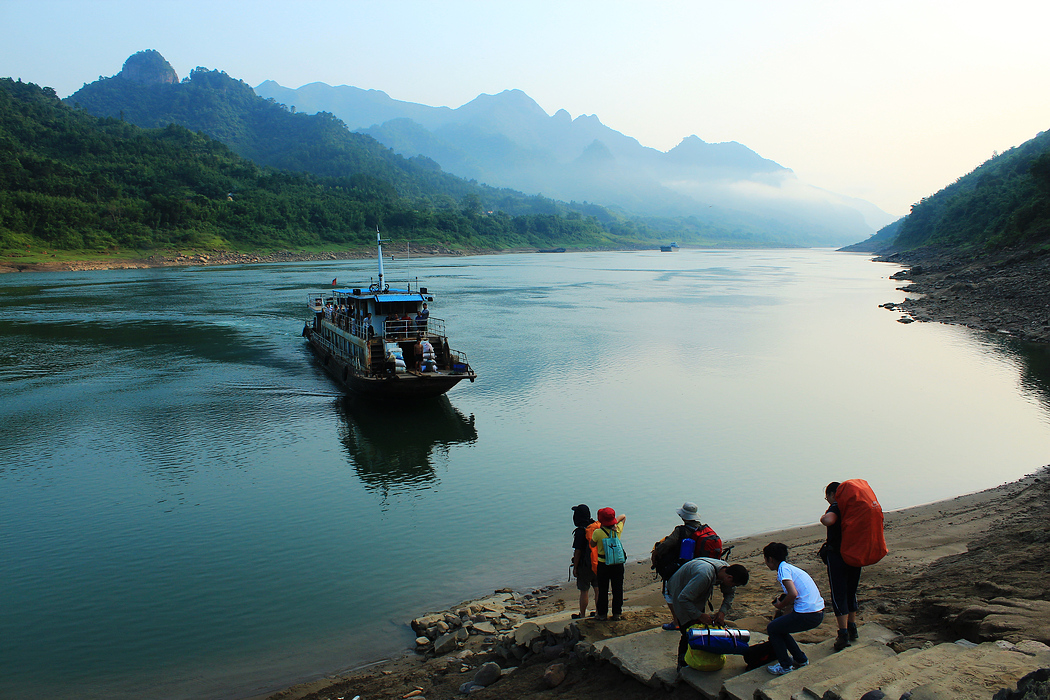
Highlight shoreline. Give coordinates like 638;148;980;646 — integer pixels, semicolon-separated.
877;247;1050;345
263;467;1050;700
0;245;628;274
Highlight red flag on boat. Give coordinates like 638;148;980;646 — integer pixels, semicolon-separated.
332;278;337;286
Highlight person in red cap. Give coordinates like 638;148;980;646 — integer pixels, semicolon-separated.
590;507;627;621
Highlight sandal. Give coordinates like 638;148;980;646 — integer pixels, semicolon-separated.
571;613;583;619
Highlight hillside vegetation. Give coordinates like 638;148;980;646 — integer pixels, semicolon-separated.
854;127;1050;345
0;78;631;255
857;128;1050;256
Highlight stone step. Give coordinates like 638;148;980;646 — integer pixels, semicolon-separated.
804;641;972;700
581;626;678;688
754;641;896;700
679;632;770;700
876;642;1050;700
720;624;897;700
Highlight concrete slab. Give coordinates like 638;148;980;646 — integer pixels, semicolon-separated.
754;642;897;700
878;644;1050;700
679;632;769;700
721;625;896;700
588;627;678;688
808;642;970;700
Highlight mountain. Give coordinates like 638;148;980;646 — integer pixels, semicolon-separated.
256;81;893;246
63;52;862;249
0;78;620;253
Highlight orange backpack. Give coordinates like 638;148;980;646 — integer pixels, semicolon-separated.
584;521;601;574
836;479;888;567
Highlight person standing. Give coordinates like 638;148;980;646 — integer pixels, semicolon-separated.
651;501;707;630
666;557;750;671
591;507;626;621
570;504;600;620
821;481;862;650
762;542;825;675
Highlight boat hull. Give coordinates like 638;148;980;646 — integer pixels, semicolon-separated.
306;332;472;400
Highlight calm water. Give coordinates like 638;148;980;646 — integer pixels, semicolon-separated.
2;249;1048;699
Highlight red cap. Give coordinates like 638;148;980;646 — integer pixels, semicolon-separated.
597;507;616;526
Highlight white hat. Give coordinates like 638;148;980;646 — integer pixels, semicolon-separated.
676;502;701;522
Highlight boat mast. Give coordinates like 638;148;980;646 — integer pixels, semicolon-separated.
376;227;386;291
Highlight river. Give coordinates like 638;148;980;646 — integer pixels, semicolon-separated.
2;248;1048;699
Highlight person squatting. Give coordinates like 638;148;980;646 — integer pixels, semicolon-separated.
570;480;884;677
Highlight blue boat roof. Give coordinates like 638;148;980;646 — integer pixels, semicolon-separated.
333;288;429;303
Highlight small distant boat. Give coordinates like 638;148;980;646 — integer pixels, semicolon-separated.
303;231;477;400
538;247;566;253
660;245;673;252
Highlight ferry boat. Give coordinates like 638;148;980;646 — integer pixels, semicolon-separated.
303;232;477;399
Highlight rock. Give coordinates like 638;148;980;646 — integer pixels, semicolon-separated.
458;680;478;694
513;622;541;647
542;662;567;688
433;628;468;655
473;661;502;687
415;636;430;646
542;642;565;659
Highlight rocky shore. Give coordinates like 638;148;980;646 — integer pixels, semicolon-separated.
876;248;1050;344
263;468;1050;700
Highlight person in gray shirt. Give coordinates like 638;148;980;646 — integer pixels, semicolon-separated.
666;557;749;670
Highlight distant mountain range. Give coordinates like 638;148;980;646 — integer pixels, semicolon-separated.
256;81;894;246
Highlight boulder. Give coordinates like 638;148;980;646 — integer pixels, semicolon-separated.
542;662;567;688
473;661;502;687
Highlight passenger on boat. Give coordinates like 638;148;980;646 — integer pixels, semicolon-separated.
415;303;429;331
362;312;374;339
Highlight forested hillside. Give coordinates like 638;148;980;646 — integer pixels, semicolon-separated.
0;78;627;253
890;129;1050;254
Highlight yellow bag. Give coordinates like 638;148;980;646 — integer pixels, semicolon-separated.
684;625;726;671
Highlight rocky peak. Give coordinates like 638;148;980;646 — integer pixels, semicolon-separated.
119;50;178;85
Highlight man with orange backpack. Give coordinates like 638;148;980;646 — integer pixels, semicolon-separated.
570;504;601;620
820;480;887;651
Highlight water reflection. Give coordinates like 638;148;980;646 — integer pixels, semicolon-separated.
1011;340;1050;417
336;396;477;498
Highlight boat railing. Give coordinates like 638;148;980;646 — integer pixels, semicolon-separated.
318;309;448;342
381;317;445;340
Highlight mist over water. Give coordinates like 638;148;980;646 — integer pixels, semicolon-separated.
2;249;1048;699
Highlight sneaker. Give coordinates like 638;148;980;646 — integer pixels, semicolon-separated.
594;614;608;621
793;659;809;668
610;615;622;621
833;632;851;651
662;622;680;631
767;663;793;675
848;623;859;641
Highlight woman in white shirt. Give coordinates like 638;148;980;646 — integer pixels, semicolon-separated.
763;541;825;676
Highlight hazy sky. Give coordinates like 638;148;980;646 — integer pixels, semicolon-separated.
3;0;1049;217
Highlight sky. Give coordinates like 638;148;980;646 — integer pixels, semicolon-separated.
3;0;1049;218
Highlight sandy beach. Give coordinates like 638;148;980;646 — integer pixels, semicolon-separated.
262;467;1050;700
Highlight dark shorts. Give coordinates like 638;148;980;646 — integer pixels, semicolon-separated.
576;566;595;591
